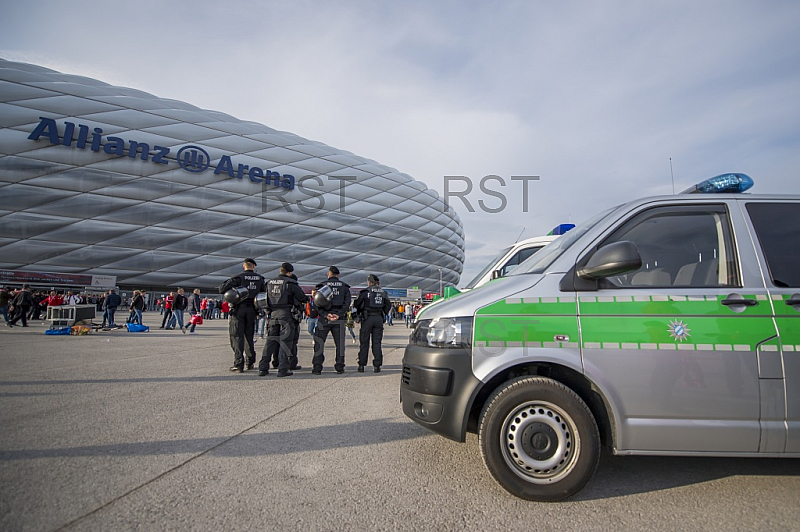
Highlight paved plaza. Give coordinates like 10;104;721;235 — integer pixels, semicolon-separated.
1;314;799;531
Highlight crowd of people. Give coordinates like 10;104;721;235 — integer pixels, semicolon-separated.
2;269;430;376
1;285;114;327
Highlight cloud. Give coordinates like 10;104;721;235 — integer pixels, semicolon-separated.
2;0;800;286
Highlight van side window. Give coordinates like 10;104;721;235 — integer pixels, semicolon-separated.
598;205;740;289
500;246;544;276
745;202;800;287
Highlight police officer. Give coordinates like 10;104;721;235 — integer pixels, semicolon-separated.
287;272;305;370
312;266;351;375
354;274;392;373
269;271;305;371
219;258;265;373
258;263;307;377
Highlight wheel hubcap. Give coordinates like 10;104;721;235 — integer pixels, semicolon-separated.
501;401;580;484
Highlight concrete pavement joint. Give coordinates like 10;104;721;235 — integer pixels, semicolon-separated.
55;375;345;531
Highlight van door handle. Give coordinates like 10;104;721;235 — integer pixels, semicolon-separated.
721;298;758;307
787;297;800;307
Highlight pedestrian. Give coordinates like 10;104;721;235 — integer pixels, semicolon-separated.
8;285;33;327
354;274;392;373
160;292;174;329
345;308;357;343
219;258;265;373
173;288;187;333
385;303;393;325
186;288;202;334
406;305;415;327
307;290;319;336
256;307;267;341
221;299;230;319
130;290;145;324
257;262;307;377
0;286;11;326
311;266;351;375
101;289;122;327
28;291;44;321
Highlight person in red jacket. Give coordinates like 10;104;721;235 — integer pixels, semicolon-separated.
221;300;230;319
160;292;174;329
43;291;64;308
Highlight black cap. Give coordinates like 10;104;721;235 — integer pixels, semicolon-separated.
329;266;340;275
244;258;257;266
368;274;379;284
281;262;294;272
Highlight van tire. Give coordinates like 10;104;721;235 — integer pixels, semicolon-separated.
478;376;600;501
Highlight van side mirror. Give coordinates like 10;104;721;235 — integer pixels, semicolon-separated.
491;270;502;280
577;241;642;279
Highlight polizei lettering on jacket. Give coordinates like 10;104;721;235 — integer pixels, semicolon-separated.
27;117;295;190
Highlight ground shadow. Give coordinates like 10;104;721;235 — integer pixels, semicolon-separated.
0;418;429;461
570;448;800;500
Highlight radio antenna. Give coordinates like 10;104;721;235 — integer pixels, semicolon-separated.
514;227;525;243
670;158;675;194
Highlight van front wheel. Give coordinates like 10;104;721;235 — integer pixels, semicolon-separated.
478;377;600;501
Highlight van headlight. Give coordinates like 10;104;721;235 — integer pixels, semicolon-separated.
411;317;472;348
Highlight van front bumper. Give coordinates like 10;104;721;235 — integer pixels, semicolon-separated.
400;344;481;442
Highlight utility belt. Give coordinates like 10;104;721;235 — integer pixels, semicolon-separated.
364;310;385;316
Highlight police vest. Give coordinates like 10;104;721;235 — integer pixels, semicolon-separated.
323;279;347;309
239;272;266;301
267;277;293;308
366;287;387;312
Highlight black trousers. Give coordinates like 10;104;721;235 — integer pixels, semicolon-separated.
358;314;385;367
9;305;29;326
271;318;301;369
161;309;173;328
229;304;257;369
312;318;346;372
261;317;296;374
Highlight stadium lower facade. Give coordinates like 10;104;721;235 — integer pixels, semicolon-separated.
0;59;464;294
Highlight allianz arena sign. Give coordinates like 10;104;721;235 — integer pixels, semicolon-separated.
28;116;296;189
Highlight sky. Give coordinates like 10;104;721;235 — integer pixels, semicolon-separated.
2;0;799;286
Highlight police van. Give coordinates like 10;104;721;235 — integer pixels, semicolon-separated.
415;226;571;321
461;232;564;291
401;174;800;501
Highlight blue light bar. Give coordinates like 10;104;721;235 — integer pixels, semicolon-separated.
681;173;754;194
548;223;576;235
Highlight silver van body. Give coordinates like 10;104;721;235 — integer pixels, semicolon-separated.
401;193;800;500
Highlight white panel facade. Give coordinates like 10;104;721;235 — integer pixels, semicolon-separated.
0;59;464;291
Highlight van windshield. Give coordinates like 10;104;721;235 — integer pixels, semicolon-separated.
463;246;513;289
510;207;618;275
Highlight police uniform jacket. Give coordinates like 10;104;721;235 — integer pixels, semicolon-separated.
355;286;392;318
266;274;307;319
316;276;351;317
219;270;266;306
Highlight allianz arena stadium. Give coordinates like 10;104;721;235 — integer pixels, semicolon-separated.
0;59;465;293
